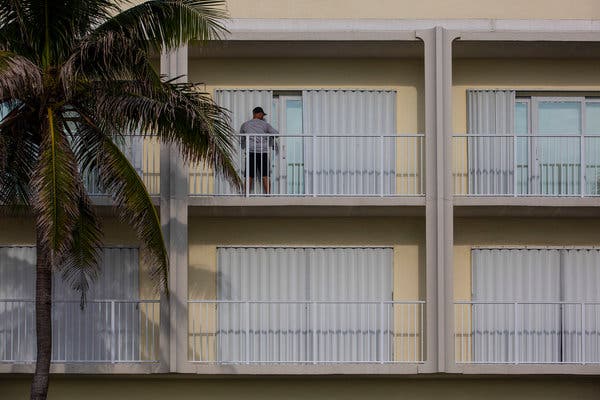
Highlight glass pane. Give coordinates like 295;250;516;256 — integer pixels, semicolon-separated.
586;102;600;134
285;99;303;135
538;101;581;135
515;102;530;194
284;99;304;194
515;102;529;135
271;98;279;131
585;103;600;194
536;101;581;195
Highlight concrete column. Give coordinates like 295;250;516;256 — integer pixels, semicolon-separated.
417;27;456;373
159;46;189;373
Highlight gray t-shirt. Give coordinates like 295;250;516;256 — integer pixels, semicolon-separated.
240;118;279;153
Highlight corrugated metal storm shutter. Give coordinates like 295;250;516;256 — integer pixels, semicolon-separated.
0;246;140;361
302;90;397;195
217;246;393;362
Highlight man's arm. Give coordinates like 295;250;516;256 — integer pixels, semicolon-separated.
266;123;279;149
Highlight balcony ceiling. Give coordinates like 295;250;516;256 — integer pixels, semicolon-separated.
189;40;423;59
454;41;600;59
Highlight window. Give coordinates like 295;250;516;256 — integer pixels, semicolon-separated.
516;96;600;195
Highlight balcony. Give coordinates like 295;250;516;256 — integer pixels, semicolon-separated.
188;300;425;364
454;301;600;364
452;134;600;197
0;299;159;363
189;134;424;197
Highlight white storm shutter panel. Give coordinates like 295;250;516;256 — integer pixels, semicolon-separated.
0;246;36;361
302;90;397;195
214;90;274;194
217;247;393;362
472;248;561;363
0;246;139;362
467;90;516;195
562;249;600;363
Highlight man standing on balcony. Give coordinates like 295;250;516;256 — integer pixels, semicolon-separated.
240;106;279;194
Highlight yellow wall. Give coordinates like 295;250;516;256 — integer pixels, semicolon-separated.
4;376;600;400
188;217;425;361
225;0;600;20
189;58;424;135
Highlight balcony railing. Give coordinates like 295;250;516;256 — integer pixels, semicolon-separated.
84;135;160;196
0;299;160;363
188;300;425;364
454;301;600;364
452;134;600;196
189;134;425;197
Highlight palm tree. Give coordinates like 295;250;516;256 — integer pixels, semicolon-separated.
0;1;238;399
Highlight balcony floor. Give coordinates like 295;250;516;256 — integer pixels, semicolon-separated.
188;196;426;217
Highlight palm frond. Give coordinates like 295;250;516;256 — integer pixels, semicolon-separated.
99;136;168;292
0;102;38;206
60;187;103;309
73;108;168;292
0;51;42;101
89;79;241;188
95;0;228;52
31;108;80;266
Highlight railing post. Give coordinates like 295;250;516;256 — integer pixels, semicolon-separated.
111;300;116;363
513;134;518;197
581;302;586;364
514;302;518;364
580;136;585;197
245;301;250;364
379;301;385;363
312;301;317;364
312;134;317;197
380;136;385;197
245;134;250;197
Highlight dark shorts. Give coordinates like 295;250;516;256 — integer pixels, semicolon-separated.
248;152;269;178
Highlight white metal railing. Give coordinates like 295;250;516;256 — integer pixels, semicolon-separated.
189;134;425;197
84;135;160;196
188;300;425;364
452;134;600;196
0;299;160;363
455;301;600;364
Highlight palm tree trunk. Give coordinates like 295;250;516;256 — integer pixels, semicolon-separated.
30;235;52;400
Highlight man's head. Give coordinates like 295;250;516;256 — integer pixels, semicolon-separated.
252;106;266;120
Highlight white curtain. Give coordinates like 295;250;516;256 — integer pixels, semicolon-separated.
472;248;561;363
467;90;516;195
217;247;393;362
302;90;397;195
0;246;140;362
214;90;274;195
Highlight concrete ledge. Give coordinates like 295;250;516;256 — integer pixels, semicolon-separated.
454;363;600;375
454;196;600;217
188;196;426;217
0;363;162;375
180;363;423;375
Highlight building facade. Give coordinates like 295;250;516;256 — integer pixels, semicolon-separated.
3;0;600;398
